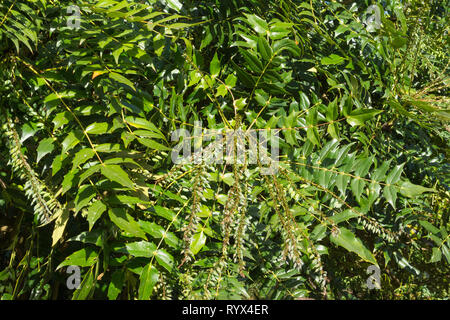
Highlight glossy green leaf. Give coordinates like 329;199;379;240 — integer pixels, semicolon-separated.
87;200;107;231
52;208;69;246
257;37;273;61
72;268;95;300
210;52;220;78
108;208;146;239
125;241;157;258
321;54;345;65
399;180;436;198
36;138;55;163
62;131;83;153
85;122;109;135
430;247;442;263
109;72;135;91
346;109;382;126
190;231;207;255
137;138;171;151
72;149;95;170
74;185;96;213
138;263;158;300
101;165;134;189
56;248;98;270
330;227;377;265
108;270;125;300
244;14;269;34
273;39;302;57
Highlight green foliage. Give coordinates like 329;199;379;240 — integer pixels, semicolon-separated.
0;0;448;300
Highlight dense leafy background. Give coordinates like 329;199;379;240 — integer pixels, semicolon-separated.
0;0;448;300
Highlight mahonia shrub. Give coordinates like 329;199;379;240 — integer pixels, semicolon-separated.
0;0;448;299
